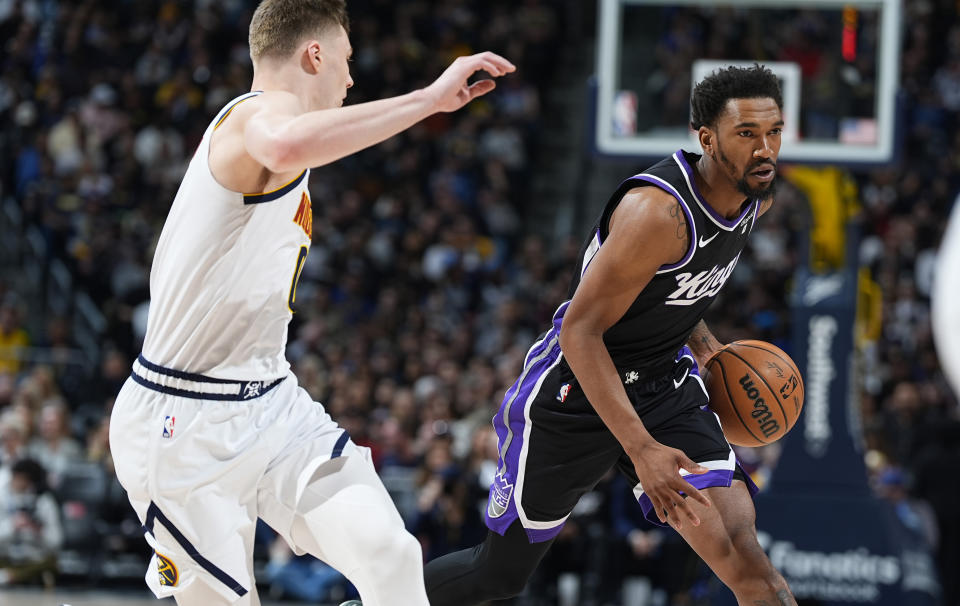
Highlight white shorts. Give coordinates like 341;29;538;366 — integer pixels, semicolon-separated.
109;357;360;603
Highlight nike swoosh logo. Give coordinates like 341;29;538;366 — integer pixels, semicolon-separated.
673;368;689;389
698;232;718;247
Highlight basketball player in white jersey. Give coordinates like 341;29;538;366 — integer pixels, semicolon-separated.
933;196;960;397
107;1;515;604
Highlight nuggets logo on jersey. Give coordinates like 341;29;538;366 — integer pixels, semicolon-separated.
292;191;312;238
157;552;178;586
162;416;175;438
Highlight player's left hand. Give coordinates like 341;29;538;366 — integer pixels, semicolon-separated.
424;52;516;113
630;439;712;530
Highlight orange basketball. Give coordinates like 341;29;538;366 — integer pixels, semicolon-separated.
704;340;804;447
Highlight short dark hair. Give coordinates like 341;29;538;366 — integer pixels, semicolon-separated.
690;64;783;130
249;0;349;62
12;458;49;494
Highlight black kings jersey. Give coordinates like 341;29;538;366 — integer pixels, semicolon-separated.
564;149;758;377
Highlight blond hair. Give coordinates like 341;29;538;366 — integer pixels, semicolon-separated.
249;0;349;62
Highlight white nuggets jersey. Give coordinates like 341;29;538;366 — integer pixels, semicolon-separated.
141;92;313;380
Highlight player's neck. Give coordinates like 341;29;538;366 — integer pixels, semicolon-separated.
694;155;750;221
251;60;312;104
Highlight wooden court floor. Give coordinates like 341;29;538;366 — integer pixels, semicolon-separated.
0;588;316;605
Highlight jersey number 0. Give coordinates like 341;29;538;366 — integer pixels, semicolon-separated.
288;245;308;312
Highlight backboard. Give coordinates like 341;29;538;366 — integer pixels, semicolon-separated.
594;0;902;165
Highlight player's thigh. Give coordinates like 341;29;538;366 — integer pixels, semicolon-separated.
260;444;431;606
256;385;401;556
616;399;753;525
507;376;624;528
672;481;771;585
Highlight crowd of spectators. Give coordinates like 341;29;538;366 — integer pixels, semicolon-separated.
0;0;958;605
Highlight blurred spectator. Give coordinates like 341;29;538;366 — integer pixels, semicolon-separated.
872;465;938;550
603;475;699;606
27;400;82;488
0;412;29;495
0;458;62;586
264;534;352;603
412;433;486;561
0;300;29;374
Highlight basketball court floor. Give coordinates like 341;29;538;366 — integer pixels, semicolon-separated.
0;588;318;606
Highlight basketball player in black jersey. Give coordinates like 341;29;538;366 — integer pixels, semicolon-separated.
423;65;796;606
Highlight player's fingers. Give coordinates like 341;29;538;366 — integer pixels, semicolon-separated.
660;496;684;530
477;51;516;73
674;495;701;527
679;455;708;475
676;477;711;509
477;60;505;77
649;493;667;523
466;79;496;100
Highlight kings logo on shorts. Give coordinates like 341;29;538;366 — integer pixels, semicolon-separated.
156;552;178;586
487;472;514;518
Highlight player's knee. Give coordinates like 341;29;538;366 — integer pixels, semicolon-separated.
478;552;534;599
381;529;422;567
484;566;530;599
725;529;781;594
352;514;419;566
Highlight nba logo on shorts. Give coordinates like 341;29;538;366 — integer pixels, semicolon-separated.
162;416;175;438
557;383;571;403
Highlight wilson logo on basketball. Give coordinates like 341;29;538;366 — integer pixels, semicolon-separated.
738;374;780;438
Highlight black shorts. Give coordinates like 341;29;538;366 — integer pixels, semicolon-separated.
485;344;757;543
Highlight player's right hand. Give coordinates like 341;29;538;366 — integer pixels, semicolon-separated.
630;440;712;530
424;52;516;113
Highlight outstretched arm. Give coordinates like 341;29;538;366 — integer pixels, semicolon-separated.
245;52;515;173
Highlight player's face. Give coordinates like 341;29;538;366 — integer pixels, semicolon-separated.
314;25;354;109
712;97;783;201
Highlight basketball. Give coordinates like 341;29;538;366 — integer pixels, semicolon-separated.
704;340;804;447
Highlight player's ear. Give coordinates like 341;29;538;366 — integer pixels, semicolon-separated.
302;40;323;74
698;126;714;156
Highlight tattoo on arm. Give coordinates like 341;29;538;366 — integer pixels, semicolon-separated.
753;590;796;606
669;201;689;245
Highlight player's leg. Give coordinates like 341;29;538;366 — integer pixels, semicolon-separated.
424;344;623;605
623;353;793;604
257;382;428;606
424;520;554;605
281;450;429;606
672;481;794;605
173;575;261;606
